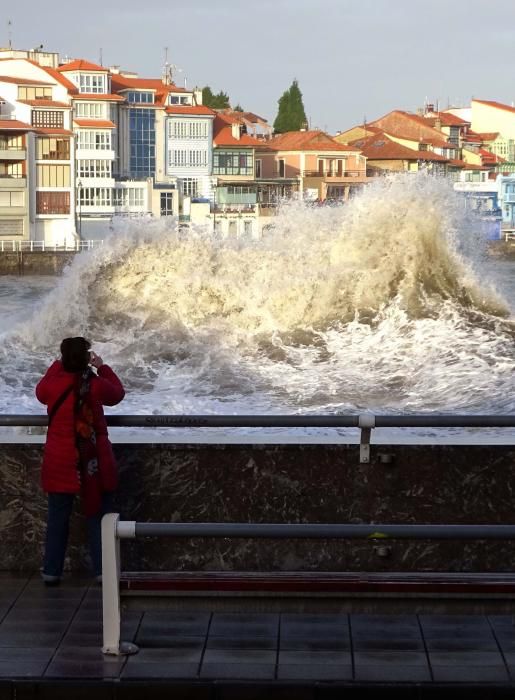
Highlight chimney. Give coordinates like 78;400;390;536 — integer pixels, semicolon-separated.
193;88;202;105
231;122;240;140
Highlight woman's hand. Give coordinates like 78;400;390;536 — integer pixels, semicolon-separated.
89;351;104;369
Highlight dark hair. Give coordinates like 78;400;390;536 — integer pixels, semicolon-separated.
60;337;91;373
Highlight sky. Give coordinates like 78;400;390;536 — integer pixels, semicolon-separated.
5;0;515;133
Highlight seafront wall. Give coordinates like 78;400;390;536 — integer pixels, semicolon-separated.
0;251;76;275
2;442;515;573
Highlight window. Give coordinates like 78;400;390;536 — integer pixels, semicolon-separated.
36;137;70;160
255;159;262;178
244;220;253;236
228;221;237;236
129;109;155;176
78;74;106;94
169;149;208;168
36;191;70;214
0;191;24;206
32;110;64;128
182;178;198;197
126;91;154;103
113;187;145;208
77;159;112;178
78;187;112;207
18;86;52;100
169;94;191;106
0;135;23;150
160;192;173;216
75;102;105;118
168;120;209;139
77;130;112;150
36;164;71;187
278;159;285;177
213;150;253;176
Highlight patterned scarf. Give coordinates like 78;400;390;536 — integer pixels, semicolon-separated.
75;368;102;516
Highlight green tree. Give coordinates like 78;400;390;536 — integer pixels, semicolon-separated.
202;86;230;109
273;79;307;133
233;103;244;112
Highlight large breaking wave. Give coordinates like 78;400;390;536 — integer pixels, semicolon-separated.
1;172;514;416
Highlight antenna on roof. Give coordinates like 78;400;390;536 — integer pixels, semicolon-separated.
99;47;103;66
7;19;12;49
162;47;182;85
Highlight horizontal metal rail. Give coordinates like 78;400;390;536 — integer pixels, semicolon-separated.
129;523;515;540
101;513;515;656
3;413;515;428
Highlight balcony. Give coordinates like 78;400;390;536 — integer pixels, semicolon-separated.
0;175;26;188
0;148;26;161
302;170;367;179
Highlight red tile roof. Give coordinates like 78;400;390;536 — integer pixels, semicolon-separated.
351;132;448;161
370;111;455;149
0;75;53;86
213;115;262;147
473;99;515;115
477;132;500;141
110;75;185;107
463;130;483;143
34;127;73;135
30;62;78;93
0;119;33;131
436;111;470;126
58;59;107;73
268;130;360;152
17;99;70;108
165;104;214;116
73;119;116;129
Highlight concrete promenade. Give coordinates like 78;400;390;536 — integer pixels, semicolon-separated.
1;574;515;698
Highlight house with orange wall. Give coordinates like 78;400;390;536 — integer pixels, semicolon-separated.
259;130;367;201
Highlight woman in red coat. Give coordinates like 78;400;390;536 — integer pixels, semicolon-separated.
36;337;125;585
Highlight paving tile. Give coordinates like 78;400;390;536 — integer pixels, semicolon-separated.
0;660;49;677
419;614;490;627
200;662;275;679
429;650;504;666
279;637;350;651
133;646;203;663
488;615;515;629
3;609;74;623
353;636;424;651
0;632;63;647
491;630;515;652
432;665;509;682
277;663;352;680
44;659;124;678
137;612;210;639
122;662;200;679
279;650;351;664
351;614;419;628
210;613;278;638
281;613;349;640
0;648;52;662
354;650;428;666
203;649;275;664
207;636;277;650
425;636;499;651
354;664;431;682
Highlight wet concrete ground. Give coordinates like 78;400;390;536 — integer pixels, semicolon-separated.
1;573;515;698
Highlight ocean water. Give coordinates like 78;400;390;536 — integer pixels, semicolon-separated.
1;172;515;443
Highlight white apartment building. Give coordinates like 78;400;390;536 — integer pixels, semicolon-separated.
57;60;142;238
0;60;76;245
165;89;215;203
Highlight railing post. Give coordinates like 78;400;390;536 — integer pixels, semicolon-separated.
101;513;139;656
359;413;375;463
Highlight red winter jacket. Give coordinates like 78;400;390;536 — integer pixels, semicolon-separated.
36;360;125;493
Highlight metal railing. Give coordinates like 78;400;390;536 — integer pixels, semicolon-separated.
302;170;366;178
0;239;103;252
4;412;515;464
101;513;515;655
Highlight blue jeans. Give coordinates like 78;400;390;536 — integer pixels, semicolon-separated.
43;491;114;577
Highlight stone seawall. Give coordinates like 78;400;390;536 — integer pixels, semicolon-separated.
0;251;76;275
2;442;515;573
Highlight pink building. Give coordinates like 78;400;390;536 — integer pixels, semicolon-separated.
259;130;368;201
